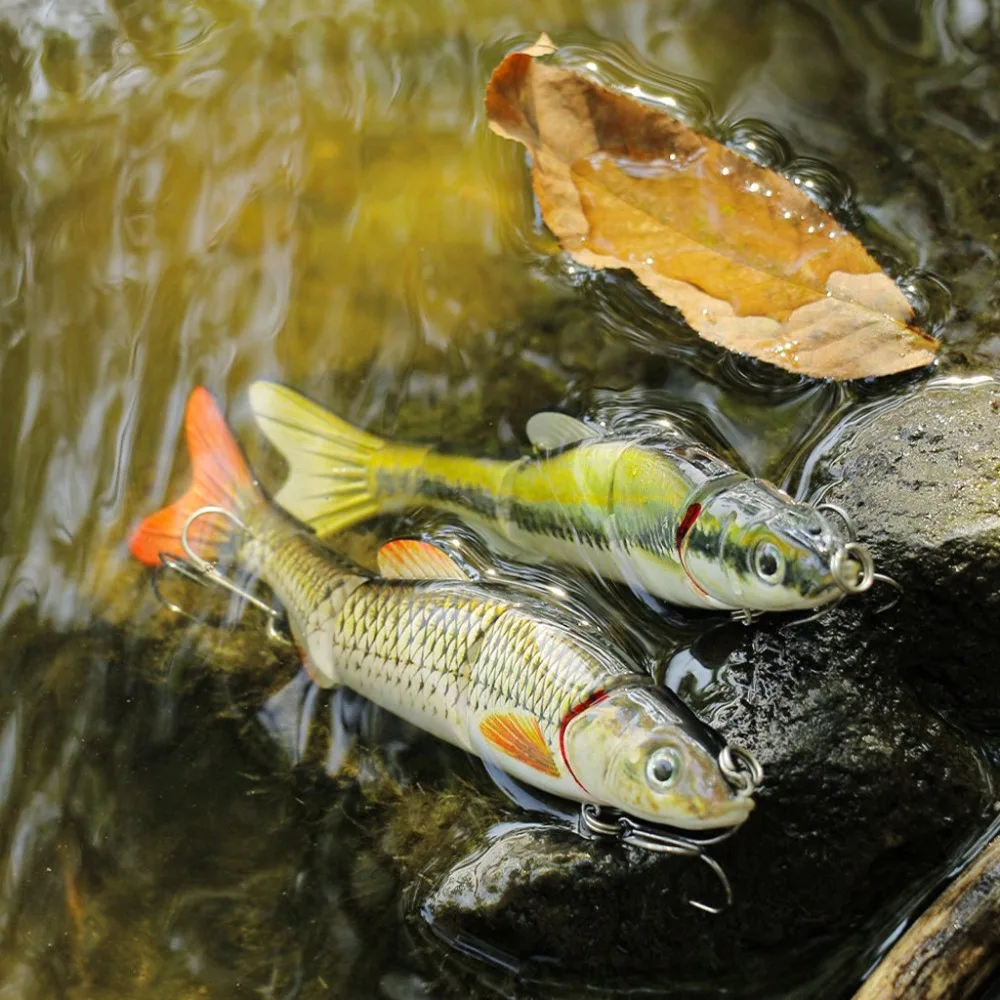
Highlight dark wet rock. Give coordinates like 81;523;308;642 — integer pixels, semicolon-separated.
816;375;1000;726
379;378;1000;996
395;601;992;997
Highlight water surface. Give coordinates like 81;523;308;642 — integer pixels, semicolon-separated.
1;0;998;996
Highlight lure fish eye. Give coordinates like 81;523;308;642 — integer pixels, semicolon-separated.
753;542;784;584
646;747;682;790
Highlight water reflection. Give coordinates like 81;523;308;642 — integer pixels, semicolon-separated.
0;0;998;996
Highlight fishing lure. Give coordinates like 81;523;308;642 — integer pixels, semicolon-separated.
249;383;877;615
130;389;760;839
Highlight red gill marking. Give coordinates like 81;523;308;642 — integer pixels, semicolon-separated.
675;502;702;550
675;502;709;598
557;689;608;794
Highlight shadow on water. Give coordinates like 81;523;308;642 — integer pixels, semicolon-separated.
0;0;999;996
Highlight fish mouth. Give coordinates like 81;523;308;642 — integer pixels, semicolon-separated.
704;793;756;829
713;795;755;827
800;574;843;604
655;795;754;832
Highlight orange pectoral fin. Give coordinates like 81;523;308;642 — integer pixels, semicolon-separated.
479;712;560;778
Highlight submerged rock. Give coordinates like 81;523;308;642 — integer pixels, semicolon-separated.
399;605;991;996
380;376;1000;996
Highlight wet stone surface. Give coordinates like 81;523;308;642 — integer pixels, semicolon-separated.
394;605;993;996
367;381;1000;996
815;376;1000;727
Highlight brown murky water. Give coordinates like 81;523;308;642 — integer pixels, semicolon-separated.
0;0;998;996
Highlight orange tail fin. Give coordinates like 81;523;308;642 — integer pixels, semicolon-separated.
129;387;263;567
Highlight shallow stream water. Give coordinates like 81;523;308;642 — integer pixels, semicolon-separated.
1;0;999;997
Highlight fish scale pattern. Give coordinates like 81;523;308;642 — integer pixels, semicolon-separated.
246;510;365;618
247;513;637;760
330;582;503;740
325;581;620;751
471;613;613;737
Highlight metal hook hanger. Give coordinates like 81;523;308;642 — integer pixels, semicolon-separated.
730;608;764;627
830;542;875;595
816;501;903;611
578;803;737;914
150;505;287;642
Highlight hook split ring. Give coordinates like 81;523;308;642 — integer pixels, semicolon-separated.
719;744;764;797
830;542;875;595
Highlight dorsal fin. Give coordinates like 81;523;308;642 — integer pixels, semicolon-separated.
377;539;471;581
525;412;599;451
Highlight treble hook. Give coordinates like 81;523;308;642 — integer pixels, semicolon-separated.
817;502;876;596
730;608;764;627
781;592;845;630
870;572;903;613
578;803;737;915
150;505;287;642
815;501;858;541
688;853;733;915
152;552;208;616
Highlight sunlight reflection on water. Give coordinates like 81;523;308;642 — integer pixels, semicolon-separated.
0;0;998;995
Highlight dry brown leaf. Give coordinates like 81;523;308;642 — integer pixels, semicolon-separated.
486;40;939;380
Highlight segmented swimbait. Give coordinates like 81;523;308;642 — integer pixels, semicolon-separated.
249;383;874;613
130;389;757;830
